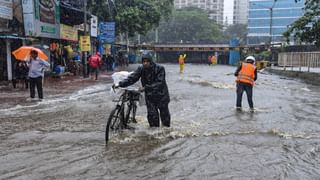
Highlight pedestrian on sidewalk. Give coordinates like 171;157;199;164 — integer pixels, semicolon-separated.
13;61;29;89
88;52;102;80
234;56;257;111
28;50;50;100
106;54;114;71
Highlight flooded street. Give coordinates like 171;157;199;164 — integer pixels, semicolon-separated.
1;64;320;179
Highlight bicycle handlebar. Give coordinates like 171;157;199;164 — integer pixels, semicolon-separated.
112;86;143;93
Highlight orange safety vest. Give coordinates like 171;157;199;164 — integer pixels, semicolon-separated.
237;63;256;85
211;56;216;63
179;57;185;65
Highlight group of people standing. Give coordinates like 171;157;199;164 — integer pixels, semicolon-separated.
113;53;258;129
17;49;257;127
87;53;125;80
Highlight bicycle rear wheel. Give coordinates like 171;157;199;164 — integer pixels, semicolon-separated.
105;106;123;143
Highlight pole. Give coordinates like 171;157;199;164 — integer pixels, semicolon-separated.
269;7;273;46
155;28;159;43
126;32;129;52
6;39;12;81
83;0;88;78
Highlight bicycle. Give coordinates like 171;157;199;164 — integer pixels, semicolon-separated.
105;87;142;143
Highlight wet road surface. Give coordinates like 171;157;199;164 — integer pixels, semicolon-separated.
1;64;320;179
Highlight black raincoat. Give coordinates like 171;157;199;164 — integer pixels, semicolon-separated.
118;62;170;127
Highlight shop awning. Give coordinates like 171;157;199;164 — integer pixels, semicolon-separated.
0;35;33;40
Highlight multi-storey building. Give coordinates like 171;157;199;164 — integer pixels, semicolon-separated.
174;0;224;24
247;0;305;45
233;0;249;24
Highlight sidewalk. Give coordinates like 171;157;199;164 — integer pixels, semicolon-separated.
270;66;320;73
266;66;320;85
0;70;115;109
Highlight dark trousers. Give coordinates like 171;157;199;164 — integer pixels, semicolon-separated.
236;82;253;108
29;77;43;99
12;78;28;89
90;67;99;80
146;100;171;127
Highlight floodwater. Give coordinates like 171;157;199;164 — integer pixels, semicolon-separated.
1;64;320;179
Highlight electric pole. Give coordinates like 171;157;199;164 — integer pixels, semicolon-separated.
83;0;88;78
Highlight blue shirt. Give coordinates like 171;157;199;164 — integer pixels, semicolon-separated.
28;58;50;78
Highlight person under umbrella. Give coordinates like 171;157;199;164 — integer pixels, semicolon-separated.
27;50;50;100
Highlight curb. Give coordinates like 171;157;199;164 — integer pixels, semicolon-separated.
265;67;320;85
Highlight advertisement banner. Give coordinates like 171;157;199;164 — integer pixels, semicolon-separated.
60;24;78;41
80;36;91;52
36;0;60;38
99;22;115;43
0;0;13;20
22;0;35;36
90;15;98;37
22;0;60;38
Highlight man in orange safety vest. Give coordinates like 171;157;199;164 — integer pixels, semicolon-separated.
178;54;186;73
234;56;257;112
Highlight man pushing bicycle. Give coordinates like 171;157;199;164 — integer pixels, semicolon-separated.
113;53;171;127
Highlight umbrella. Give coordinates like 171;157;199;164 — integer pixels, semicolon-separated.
12;46;48;61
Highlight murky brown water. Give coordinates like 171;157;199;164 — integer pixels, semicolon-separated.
1;64;320;179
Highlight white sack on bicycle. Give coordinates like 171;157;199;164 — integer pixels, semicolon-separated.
110;71;132;95
110;71;145;106
111;71;132;84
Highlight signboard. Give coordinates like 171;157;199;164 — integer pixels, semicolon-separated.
0;0;12;20
80;36;91;52
22;0;35;36
22;0;60;38
90;15;98;37
60;24;78;41
99;22;115;43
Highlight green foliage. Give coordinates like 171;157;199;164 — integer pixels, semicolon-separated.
223;24;248;45
143;7;223;43
87;0;174;37
284;0;320;46
87;0;115;21
115;0;158;37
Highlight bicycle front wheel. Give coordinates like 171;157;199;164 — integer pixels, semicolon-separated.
105;106;123;143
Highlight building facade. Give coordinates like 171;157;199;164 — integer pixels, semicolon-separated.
174;0;224;24
233;0;249;24
247;0;304;45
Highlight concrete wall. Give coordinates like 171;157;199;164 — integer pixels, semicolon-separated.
266;68;320;85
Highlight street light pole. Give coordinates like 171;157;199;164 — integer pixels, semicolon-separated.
83;0;88;78
269;7;273;45
252;0;277;46
269;0;277;46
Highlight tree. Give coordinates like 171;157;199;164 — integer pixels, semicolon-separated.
87;0;116;21
284;0;320;46
142;7;223;44
223;24;248;45
87;0;174;37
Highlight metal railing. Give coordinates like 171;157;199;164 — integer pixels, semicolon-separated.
278;52;320;72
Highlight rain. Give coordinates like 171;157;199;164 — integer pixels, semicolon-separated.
1;0;320;179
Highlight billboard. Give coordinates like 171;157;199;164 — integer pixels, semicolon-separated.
0;0;12;20
60;24;78;41
80;36;91;52
99;22;115;43
22;0;60;38
90;15;98;37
